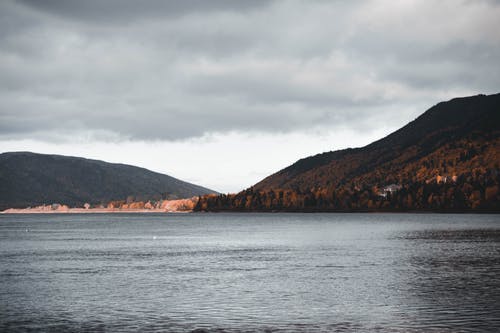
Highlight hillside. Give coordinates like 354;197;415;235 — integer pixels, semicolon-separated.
0;152;216;210
196;93;500;212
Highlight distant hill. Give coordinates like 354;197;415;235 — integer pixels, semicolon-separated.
196;93;500;212
0;152;216;210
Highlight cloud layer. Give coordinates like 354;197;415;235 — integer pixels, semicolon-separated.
1;0;499;141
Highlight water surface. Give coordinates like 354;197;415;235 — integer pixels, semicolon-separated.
1;213;499;332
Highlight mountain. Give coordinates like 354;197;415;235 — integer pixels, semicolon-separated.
196;93;500;212
0;152;216;210
255;93;500;191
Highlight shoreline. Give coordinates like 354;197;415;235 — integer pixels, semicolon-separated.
1;197;199;214
0;208;193;214
3;208;498;214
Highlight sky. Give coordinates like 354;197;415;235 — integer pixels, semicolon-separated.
1;0;499;193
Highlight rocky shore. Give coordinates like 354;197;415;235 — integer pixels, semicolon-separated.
1;197;198;214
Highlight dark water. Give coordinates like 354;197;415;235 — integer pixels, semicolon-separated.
1;213;499;332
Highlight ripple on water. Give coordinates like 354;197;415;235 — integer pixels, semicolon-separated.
1;213;499;332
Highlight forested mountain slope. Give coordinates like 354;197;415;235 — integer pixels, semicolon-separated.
196;93;500;212
0;152;216;210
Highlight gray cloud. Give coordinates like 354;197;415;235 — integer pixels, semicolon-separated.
18;0;273;23
1;0;499;141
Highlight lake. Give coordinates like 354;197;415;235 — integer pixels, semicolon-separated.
1;213;499;332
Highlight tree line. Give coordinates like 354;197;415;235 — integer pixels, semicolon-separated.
194;167;499;212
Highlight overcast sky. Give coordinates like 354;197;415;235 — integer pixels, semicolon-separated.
1;0;499;192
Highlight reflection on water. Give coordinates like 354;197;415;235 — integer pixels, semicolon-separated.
0;213;499;332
